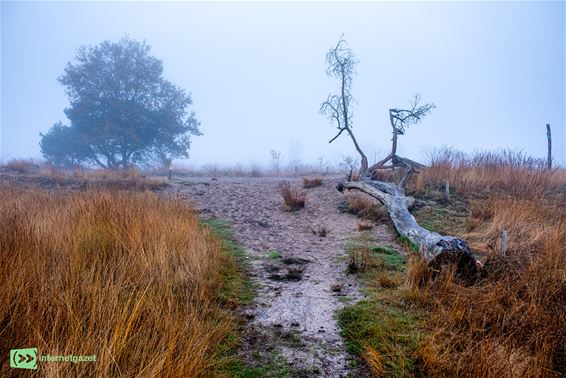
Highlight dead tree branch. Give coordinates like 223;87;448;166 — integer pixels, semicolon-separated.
398;166;415;191
370;94;435;172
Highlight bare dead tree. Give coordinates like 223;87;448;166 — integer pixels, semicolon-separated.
331;94;478;277
320;37;368;173
370;94;435;172
318;42;478;277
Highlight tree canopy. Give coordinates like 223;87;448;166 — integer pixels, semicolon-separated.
40;37;201;169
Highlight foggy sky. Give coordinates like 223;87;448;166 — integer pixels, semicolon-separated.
1;1;564;167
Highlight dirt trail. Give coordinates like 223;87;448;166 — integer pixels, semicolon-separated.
173;176;396;376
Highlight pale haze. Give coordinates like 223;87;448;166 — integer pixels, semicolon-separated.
1;1;564;167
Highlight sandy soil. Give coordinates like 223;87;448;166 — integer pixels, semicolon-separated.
172;176;396;377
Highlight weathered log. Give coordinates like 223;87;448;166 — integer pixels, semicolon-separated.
338;178;479;278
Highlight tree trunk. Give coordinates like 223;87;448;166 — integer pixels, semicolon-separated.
385;112;399;159
340;64;368;174
373;112;398;168
92;155;108;169
338;179;479;278
348;131;369;173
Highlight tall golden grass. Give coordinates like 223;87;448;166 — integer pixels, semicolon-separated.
415;148;565;197
412;149;566;377
0;186;240;376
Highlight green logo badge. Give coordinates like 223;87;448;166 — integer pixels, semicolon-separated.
10;348;37;369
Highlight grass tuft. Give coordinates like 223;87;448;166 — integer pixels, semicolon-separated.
276;180;306;211
357;220;374;231
342;192;388;222
302;176;323;188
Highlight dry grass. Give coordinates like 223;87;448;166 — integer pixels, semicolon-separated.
343;192;388;222
363;344;385;376
357;220;374;231
405;254;431;291
377;272;399;289
415;148;565;198
302;177;323;188
409;148;566;377
154;163;339;178
1;165;167;191
2;158;39;174
0;186;244;376
347;246;377;274
276;180;306;211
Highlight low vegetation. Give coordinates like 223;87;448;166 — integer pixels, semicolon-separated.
1;162;167;191
340;149;566;377
3;148;563;377
2;158;40;174
0;186;250;376
150;162;337;178
302;176;323;188
411;149;566;377
341;235;426;376
357;220;374;231
341;192;388;222
276;180;306;211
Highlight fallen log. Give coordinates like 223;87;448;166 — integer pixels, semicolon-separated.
338;177;479;278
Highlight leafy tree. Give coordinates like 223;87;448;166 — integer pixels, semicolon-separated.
39;122;88;167
40;37;201;169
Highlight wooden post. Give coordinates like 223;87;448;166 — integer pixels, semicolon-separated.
443;179;450;203
546;124;552;170
499;230;508;257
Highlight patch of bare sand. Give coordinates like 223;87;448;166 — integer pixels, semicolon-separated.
173;176;396;376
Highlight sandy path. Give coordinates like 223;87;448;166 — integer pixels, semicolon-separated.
172;176;393;376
